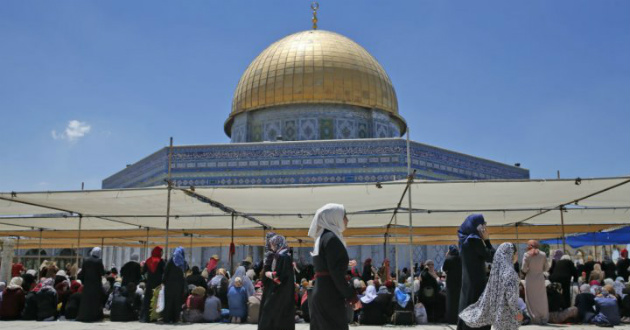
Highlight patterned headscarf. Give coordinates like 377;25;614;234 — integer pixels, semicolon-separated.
459;243;519;330
308;203;346;256
263;231;277;268
172;246;187;272
270;234;289;271
458;214;486;248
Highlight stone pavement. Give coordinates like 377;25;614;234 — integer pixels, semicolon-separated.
0;322;628;330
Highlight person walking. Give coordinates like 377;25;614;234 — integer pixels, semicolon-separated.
521;240;549;324
457;214;495;330
459;242;520;330
308;203;356;330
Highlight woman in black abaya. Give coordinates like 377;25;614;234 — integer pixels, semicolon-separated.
162;246;187;324
443;245;462;324
457;214;495;330
308;203;356;330
258;234;295;330
76;247;105;322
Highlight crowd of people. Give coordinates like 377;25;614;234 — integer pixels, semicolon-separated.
0;209;629;329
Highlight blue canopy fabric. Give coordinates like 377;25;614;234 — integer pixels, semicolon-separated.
542;226;630;248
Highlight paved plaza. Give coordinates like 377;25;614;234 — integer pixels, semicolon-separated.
0;322;628;330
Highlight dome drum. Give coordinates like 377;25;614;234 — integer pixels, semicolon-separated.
229;104;405;143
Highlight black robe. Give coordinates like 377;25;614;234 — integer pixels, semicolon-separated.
162;259;186;323
617;258;630;281
65;292;81;320
549;259;578;309
309;230;355;330
76;255;105;322
443;253;462;324
120;260;142;286
258;251;295;330
359;294;392;325
457;238;494;330
140;259;165;322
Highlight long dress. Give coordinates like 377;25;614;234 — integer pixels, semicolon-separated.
460;243;519;330
309;230;355;330
443;253;462;324
457;238;494;330
141;259;165;322
522;251;549;324
162;259;186;323
258;251;295;330
76;255;105;322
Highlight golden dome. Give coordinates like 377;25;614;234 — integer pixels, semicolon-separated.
226;30;402;136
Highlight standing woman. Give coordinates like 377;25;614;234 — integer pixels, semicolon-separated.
443;245;462;324
76;247;105;322
141;246;165;322
457;214;495;330
459;243;520;330
258;234;295;330
162;246;187;324
308;203;356;330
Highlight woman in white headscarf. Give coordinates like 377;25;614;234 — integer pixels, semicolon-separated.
308;203;356;330
459;242;520;330
76;247;105;322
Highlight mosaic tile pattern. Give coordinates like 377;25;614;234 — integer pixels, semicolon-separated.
103;138;529;189
230;104;404;143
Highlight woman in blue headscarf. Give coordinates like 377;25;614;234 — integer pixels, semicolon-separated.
162;246;187;323
457;214;495;330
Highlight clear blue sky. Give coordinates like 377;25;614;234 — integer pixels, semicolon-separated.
1;0;629;191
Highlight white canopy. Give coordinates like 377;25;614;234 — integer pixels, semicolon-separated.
1;177;628;247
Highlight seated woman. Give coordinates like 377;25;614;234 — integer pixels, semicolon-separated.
35;278;58;321
110;283;141;321
227;277;248;323
359;285;389;325
547;282;578;324
574;284;598;323
64;281;82;320
595;288;620;325
203;287;222;322
182;286;206;323
0;277;26;320
419;259;445;322
392;284;414;325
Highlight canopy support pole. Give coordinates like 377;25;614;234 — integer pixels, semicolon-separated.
515;223;519;241
394;214;399;282
189;233;193;266
165;137;174;260
230;213;235;274
101;237;105;259
16;236;20;264
38;228;43;266
76;215;82;266
406;128;415;303
559;206;567;252
145;228;150;260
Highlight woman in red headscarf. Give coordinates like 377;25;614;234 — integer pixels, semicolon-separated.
617;249;630;281
141;246;165;322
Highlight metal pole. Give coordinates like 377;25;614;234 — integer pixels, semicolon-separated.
76;215;82;266
101;237;105;264
515;223;519;242
406;128;414;303
230;213;235;274
16;236;20;264
189;233;193;266
559;206;567;252
38;228;43;267
165;137;174;260
145;228;150;260
394;214;399;283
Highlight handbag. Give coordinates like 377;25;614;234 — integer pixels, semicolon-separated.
156;285;165;313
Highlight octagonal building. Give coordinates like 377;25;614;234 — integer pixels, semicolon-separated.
104;29;528;189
